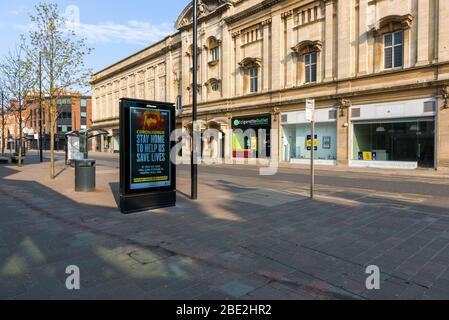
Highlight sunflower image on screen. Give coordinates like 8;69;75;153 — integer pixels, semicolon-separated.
141;110;167;132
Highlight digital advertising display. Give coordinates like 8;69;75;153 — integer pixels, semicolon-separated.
129;107;171;190
119;98;176;214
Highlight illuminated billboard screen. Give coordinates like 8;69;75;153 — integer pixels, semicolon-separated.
119;98;176;213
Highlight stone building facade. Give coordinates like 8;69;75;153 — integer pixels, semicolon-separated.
91;0;449;169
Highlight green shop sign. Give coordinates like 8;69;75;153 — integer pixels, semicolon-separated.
232;115;271;128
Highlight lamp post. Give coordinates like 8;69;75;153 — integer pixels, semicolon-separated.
191;0;199;200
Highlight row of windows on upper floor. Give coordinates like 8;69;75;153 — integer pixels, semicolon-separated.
29;109;86;130
245;30;404;94
27;99;87;111
190;28;404;78
46;98;87;107
96;30;405;102
175;28;401;112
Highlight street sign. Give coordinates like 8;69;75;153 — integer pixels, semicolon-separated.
119;98;176;214
305;99;315;122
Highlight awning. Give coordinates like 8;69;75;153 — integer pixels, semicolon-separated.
65;129;109;139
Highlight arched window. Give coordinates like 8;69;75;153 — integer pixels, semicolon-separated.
205;78;221;93
238;58;262;94
186;44;202;71
205;37;221;66
370;14;414;71
291;40;323;85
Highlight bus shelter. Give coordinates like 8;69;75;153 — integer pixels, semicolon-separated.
65;129;108;165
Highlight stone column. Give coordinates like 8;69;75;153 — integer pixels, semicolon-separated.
337;0;353;79
358;0;369;75
234;33;243;96
283;11;295;88
201;27;207;102
262;19;271;92
416;0;431;66
337;99;351;166
271;108;281;165
324;0;335;81
225;113;233;162
166;48;173;102
437;87;449;169
271;12;283;90
221;22;230;98
155;72;160;101
182;33;190;106
438;0;449;64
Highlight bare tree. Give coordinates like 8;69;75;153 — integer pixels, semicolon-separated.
0;46;35;166
25;2;92;178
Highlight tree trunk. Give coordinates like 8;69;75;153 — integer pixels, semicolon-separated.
50;100;55;179
1;111;4;155
18;124;23;167
1;122;4;155
1;95;4;155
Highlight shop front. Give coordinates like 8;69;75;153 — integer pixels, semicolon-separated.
231;114;271;158
350;98;436;169
281;108;338;165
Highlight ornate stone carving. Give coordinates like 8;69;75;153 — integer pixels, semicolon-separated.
281;10;293;19
186;45;202;57
238;57;262;69
176;0;230;30
442;87;449;109
338;99;352;117
261;18;272;27
231;31;241;38
271;107;281;121
291;40;323;55
204;78;221;87
370;14;414;36
204;36;222;50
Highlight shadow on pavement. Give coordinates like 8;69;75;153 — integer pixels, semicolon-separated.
0;159;449;300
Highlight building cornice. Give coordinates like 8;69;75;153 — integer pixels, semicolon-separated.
178;78;449;119
178;63;449;118
91;34;181;86
225;0;287;25
90;41;182;85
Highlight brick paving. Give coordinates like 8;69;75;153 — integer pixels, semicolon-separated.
1;152;449;300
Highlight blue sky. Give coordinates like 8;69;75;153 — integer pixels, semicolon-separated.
0;0;188;77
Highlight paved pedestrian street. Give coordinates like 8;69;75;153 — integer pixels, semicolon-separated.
1;152;449;300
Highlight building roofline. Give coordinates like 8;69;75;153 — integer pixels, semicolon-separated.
92;31;181;78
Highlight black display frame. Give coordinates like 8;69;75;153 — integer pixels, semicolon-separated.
119;98;176;214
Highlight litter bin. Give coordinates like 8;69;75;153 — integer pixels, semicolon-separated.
74;159;96;192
